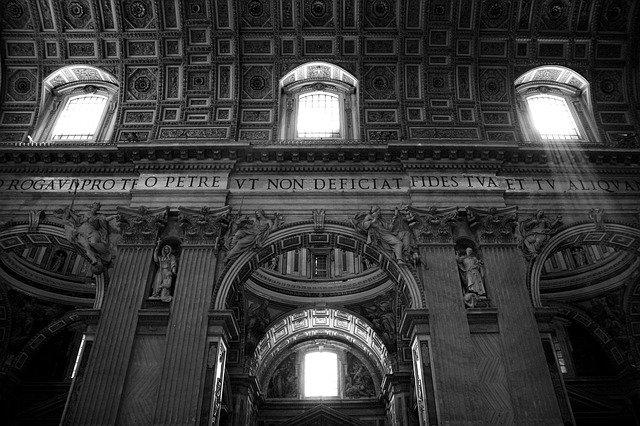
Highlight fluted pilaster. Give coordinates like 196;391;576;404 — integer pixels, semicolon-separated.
153;246;219;424
65;246;154;425
483;245;563;425
418;245;481;424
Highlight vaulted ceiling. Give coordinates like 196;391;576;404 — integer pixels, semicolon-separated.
0;0;638;145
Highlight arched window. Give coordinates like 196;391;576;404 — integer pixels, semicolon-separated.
32;66;119;144
515;66;598;143
279;62;360;140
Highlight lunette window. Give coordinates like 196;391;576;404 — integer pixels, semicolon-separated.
50;94;109;141
297;92;340;138
526;94;581;141
279;62;360;140
514;66;599;143
32;65;119;145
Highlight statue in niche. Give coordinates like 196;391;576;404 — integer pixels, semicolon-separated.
267;353;298;398
59;202;119;274
150;240;177;302
589;208;605;231
344;353;375;398
457;247;487;308
571;246;587;267
245;299;271;355
351;206;418;265
517;210;562;260
48;250;67;273
224;210;283;263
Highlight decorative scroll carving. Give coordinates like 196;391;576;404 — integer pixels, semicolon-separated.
178;206;230;246
467;206;518;244
406;206;458;243
351;206;418;265
57;202;120;274
224;209;283;263
313;209;325;231
116;206;168;244
28;210;44;232
150;240;177;302
516;210;562;260
457;247;488;308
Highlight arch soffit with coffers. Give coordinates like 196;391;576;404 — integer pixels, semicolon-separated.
250;307;394;388
0;222;98;306
547;302;631;372
212;221;426;311
529;221;640;307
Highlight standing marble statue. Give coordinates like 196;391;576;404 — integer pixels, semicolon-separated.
457;247;486;308
225;210;282;263
518;210;562;260
151;240;177;302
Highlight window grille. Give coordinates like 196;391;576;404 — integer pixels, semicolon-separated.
527;95;581;141
51;95;108;140
296;92;340;138
313;254;328;278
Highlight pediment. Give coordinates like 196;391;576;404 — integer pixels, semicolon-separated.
286;404;368;426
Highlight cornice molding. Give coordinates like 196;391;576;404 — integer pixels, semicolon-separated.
1;142;639;173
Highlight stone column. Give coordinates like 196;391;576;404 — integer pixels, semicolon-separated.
153;206;231;424
400;311;439;426
416;245;484;425
63;206;168;425
471;207;563;425
381;372;412;426
230;373;260;426
408;206;482;424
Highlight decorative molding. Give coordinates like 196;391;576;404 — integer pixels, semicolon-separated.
178;205;230;246
116;206;168;244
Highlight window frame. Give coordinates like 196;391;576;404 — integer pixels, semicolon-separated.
280;80;357;140
515;81;598;144
296;90;342;138
33;82;118;145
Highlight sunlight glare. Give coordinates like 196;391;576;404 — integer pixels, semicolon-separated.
304;351;338;397
51;95;108;140
297;92;340;138
527;95;580;140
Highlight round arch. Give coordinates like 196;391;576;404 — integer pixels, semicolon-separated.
212;222;425;310
280;61;358;90
42;65;118;94
529;221;640;307
548;302;631;372
0;222;104;308
5;309;85;377
249;307;394;390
